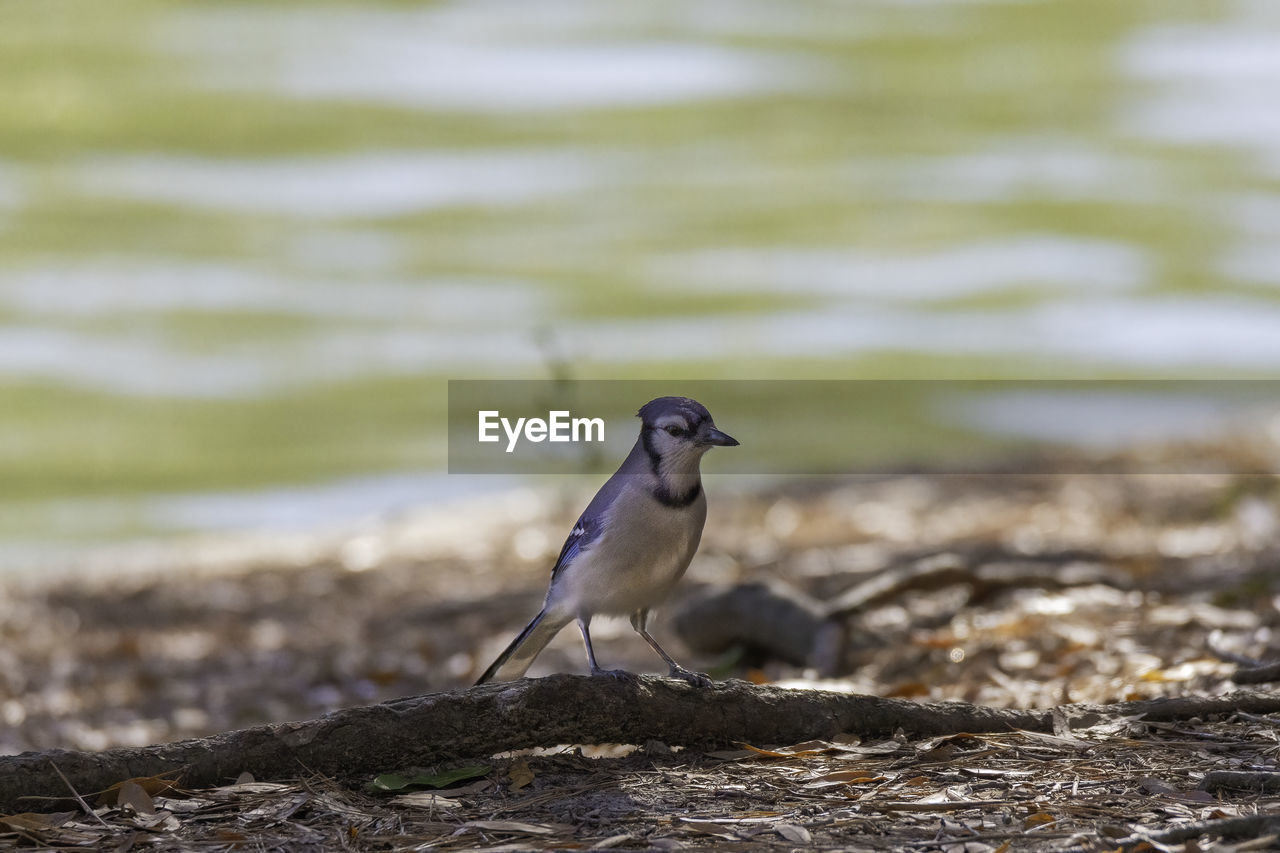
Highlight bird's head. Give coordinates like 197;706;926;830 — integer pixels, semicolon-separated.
637;396;738;472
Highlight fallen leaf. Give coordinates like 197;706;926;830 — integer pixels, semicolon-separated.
835;740;907;757
1024;812;1056;828
918;733;984;750
674;819;740;840
804;770;888;788
738;740;833;758
507;758;535;791
776;824;812;843
117;780;156;815
916;742;960;762
961;767;1034;779
442;779;494;797
1014;729;1094;750
0;812;76;834
591;834;636;849
96;772;183;806
212;781;293;797
459;820;560;835
131;810;180;832
390;792;462;809
1139;777;1178;796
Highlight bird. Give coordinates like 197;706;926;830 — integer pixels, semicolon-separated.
475;396;738;686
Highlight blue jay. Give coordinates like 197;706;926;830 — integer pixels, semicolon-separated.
476;396;738;686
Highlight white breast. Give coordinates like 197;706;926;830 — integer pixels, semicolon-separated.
548;486;707;619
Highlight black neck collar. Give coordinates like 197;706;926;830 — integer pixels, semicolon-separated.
641;428;702;508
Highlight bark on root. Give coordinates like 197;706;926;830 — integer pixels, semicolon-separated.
3;675;1278;814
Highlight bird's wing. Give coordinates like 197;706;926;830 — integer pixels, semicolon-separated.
549;512;604;581
548;462;638;582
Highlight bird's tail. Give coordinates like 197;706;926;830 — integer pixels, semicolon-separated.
475;609;571;685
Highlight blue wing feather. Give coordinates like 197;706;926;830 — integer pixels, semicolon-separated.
550;512;602;581
547;468;631;582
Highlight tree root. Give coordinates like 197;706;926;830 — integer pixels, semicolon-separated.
3;676;1279;814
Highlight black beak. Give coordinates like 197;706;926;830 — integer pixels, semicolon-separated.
701;427;739;447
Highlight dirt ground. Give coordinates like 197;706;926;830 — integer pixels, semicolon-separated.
2;438;1280;850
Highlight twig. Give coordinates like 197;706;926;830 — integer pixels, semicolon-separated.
1207;637;1264;668
904;831;1076;848
48;760;110;828
1071;813;1280;853
1234;661;1280;685
868;800;1020;812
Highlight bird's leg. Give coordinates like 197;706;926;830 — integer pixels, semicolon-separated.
630;610;712;687
578;617;633;680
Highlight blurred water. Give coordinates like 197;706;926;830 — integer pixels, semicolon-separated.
2;0;1279;547
161;3;827;110
651;237;1148;299
77;150;621;216
1121;11;1280;158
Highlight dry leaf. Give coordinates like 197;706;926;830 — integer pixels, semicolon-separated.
674;819;740;840
131;810;180;832
212;782;293;797
776;824;812;843
391;792;462;809
117;780;156;815
1139;777;1178;796
737;740;834;758
507;757;535;791
1014;729;1094;750
96;772;183;806
837;741;907;757
591;834;636;849
1024;812;1056;828
460;820;560;835
804;770;888;788
917;742;960;762
0;812;76;834
962;767;1033;779
918;733;984;750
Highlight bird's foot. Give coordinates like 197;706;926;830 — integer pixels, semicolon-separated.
668;666;713;688
590;666;636;682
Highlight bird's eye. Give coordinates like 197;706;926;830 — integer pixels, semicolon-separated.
664;425;683;437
